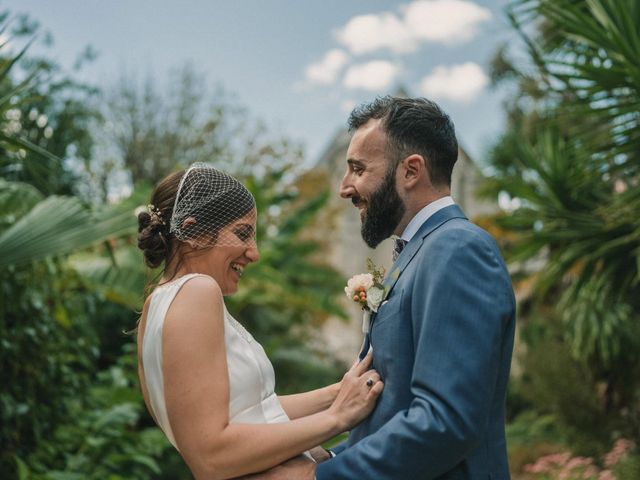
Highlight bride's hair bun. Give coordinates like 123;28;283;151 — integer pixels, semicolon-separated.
137;209;169;269
136;170;186;269
138;211;152;232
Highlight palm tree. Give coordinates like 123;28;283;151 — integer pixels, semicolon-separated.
0;19;140;474
487;0;640;431
0;26;137;269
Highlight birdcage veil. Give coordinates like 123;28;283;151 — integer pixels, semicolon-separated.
169;163;256;248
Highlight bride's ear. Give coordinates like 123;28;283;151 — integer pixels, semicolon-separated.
181;216;197;229
181;217;199;249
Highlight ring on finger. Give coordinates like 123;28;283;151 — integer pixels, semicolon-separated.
366;378;374;388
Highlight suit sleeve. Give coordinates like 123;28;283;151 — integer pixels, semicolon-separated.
317;228;514;479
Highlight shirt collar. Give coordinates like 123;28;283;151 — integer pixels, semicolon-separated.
399;196;455;243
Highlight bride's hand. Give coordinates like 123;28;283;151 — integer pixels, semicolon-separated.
328;351;383;431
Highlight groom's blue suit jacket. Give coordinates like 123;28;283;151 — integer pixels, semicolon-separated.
317;205;516;479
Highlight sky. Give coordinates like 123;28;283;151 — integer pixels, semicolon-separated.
7;0;517;168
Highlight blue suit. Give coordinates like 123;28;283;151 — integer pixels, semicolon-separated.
317;205;516;479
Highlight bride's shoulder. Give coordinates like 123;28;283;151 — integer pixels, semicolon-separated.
168;274;224;323
178;274;222;301
182;273;221;293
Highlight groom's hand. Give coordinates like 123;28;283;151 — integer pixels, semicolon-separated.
233;454;316;480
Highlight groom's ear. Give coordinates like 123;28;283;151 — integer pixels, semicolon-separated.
400;154;428;190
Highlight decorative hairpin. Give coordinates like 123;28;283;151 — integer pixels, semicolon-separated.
147;204;166;225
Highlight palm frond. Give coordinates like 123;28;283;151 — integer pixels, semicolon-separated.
0;196;137;269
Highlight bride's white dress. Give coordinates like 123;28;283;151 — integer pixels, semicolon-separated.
141;273;290;450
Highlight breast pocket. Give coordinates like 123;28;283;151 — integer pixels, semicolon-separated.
372;288;404;327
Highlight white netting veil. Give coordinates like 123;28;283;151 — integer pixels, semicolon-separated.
169;163;257;248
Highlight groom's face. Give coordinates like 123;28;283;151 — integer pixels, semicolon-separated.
340;119;405;248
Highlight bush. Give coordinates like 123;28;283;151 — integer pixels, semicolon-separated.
17;343;191;480
0;262;99;476
521;438;637;480
515;308;618;454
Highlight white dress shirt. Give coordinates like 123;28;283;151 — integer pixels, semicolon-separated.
399;196;455;243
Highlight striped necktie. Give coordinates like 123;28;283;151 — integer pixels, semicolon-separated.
393;238;408;262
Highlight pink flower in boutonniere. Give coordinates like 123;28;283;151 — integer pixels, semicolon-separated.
345;260;387;336
345;259;386;312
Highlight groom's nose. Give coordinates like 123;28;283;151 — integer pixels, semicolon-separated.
340;173;355;199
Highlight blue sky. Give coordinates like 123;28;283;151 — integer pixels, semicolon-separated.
7;0;516;167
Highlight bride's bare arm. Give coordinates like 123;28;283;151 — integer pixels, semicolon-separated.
162;276;382;480
278;382;340;420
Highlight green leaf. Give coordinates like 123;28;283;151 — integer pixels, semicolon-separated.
0;196;137;268
14;456;30;480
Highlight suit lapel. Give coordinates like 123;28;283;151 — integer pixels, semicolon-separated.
382;204;468;298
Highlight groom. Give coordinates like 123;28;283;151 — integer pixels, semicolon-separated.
314;96;516;479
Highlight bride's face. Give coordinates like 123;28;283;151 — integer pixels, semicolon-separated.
199;209;259;295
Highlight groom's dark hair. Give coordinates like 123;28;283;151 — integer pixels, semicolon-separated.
348;96;458;187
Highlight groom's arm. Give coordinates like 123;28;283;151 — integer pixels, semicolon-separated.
317;228;514;479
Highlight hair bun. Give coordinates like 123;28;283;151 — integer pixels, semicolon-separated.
137;211;169;269
138;211;152;233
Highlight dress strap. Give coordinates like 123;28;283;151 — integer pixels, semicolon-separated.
154;273;208;292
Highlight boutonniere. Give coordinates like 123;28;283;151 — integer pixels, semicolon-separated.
344;259;387;334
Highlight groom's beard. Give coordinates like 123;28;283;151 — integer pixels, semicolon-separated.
360;167;405;248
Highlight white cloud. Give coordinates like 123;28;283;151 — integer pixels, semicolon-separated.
343;60;400;91
419;62;489;103
305;49;349;85
335;0;491;55
335;12;417;55
402;0;492;45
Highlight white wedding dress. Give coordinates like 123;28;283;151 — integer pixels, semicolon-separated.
141;273;291;450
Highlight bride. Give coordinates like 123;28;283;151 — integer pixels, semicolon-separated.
136;163;383;479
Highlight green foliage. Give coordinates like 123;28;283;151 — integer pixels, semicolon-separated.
0;8;347;479
487;0;640;447
0;261;99;476
230;166;347;392
0;16;98;196
513;438;638;479
0;195;137;269
616;453;640;480
512;0;640;163
96;64;247;188
0;14;151;479
486;124;640;374
517;310;616;453
506;411;568;473
17;344;190;480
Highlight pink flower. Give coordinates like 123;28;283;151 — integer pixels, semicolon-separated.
344;273;374;298
524;452;572;474
604;439;635;467
598;470;615;480
565;456;593;470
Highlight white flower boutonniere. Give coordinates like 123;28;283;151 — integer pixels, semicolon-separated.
345;259;387;334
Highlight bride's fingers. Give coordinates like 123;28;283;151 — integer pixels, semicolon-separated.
354;350;373;374
364;371;380;384
367;380;384;399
